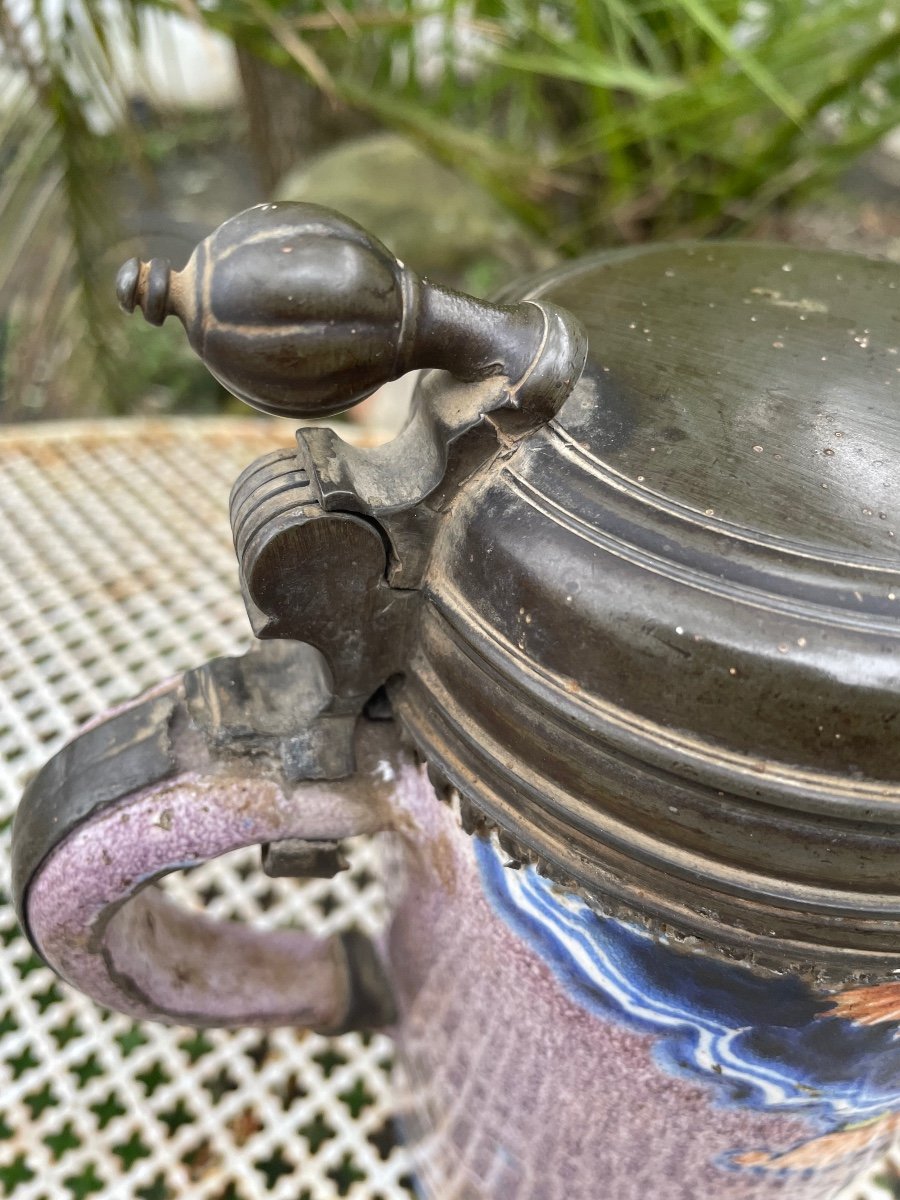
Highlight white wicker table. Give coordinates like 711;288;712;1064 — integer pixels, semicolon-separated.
0;418;412;1200
0;417;895;1200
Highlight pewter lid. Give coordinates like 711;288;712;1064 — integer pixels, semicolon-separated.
395;242;900;971
119;210;900;970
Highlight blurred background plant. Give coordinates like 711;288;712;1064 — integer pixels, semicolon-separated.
1;0;899;421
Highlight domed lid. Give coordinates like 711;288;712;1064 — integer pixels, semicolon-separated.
118;208;900;973
444;241;900;783
395;242;900;973
534;242;900;560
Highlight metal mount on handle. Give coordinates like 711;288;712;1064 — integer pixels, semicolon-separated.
12;641;399;1030
118;202;588;711
10;206;588;1031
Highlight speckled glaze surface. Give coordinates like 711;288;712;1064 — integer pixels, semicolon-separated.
382;762;900;1200
25;700;900;1198
23;677;398;1029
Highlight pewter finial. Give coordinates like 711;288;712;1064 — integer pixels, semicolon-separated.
115;255;173;326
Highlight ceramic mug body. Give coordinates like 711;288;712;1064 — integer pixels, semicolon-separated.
98;210;900;1196
382;755;900;1200
15;661;900;1200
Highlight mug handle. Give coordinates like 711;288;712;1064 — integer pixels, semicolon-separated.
10;640;399;1031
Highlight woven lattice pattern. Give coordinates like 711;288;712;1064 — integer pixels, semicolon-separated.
0;420;412;1200
0;418;896;1200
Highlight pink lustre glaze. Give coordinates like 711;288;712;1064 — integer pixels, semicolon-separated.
22;718;900;1198
384;769;897;1200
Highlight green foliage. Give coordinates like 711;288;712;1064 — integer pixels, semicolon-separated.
0;0;139;417
1;0;899;418
272;0;900;249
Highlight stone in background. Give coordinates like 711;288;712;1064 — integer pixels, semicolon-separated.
276;132;558;434
277;132;556;297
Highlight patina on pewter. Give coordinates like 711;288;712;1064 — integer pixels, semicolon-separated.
116;205;900;975
11;203;900;1200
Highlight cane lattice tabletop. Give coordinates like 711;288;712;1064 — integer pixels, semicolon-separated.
0;418;895;1200
0;419;412;1200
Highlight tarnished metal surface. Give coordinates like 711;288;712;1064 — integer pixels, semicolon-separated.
396;242;900;974
0;418;896;1198
0;419;413;1199
143;218;900;972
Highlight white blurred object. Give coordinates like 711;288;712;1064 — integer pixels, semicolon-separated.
882;126;900;160
117;6;239;113
0;0;239;130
